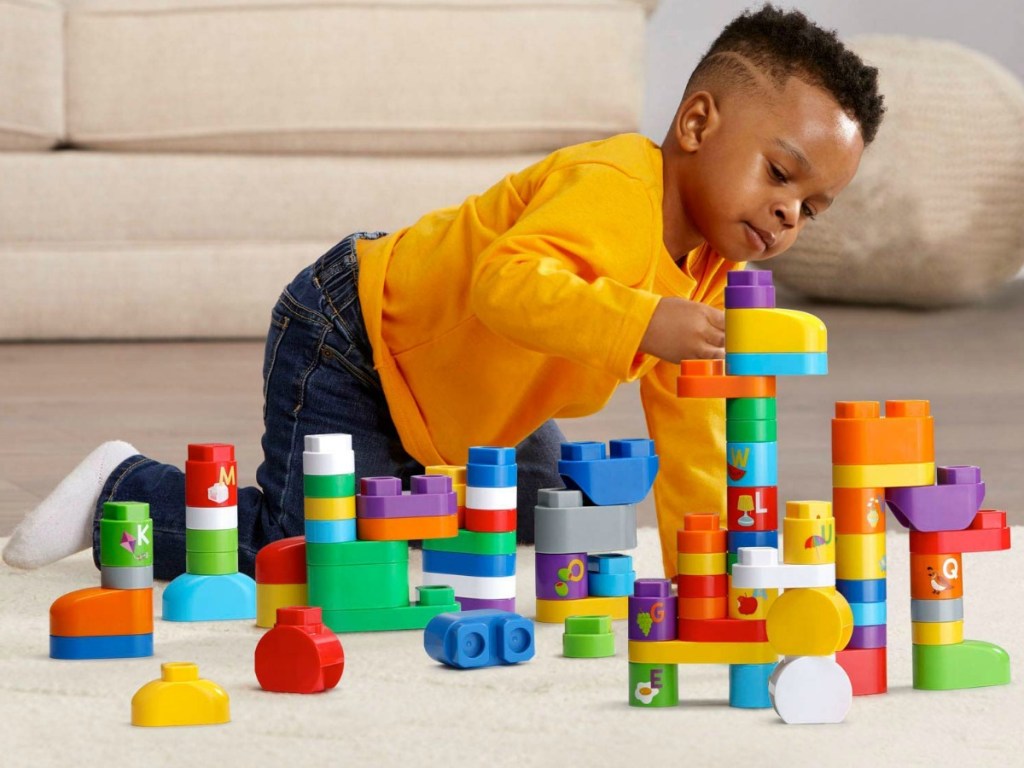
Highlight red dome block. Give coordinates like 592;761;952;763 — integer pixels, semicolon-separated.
255;537;308;585
255;606;344;693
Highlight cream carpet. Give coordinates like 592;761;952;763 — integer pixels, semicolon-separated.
1;528;1021;766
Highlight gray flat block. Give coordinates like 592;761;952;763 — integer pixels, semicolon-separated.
536;487;584;508
910;597;964;622
100;564;154;590
535;501;637;554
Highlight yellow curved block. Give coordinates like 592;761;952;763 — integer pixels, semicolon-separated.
766;587;853;655
256;583;309;628
303;495;356;520
835;532;886;580
677;552;726;576
535;596;627;624
131;662;230;727
832;462;935;489
725;309;827;354
912;620;964;645
628;639;777;665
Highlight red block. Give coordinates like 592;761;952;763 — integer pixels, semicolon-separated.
185;442;238;508
727;486;778;531
673;573;728;598
465;507;517;533
837;646;887;695
255;536;307;585
255;606;345;693
909;510;1011;554
677;617;768;643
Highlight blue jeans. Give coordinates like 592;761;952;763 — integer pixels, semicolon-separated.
94;233;566;579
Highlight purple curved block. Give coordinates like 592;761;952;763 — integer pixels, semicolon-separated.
885;465;985;533
629;579;676;641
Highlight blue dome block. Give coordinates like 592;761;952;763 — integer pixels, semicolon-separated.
558;440;659;506
424;609;535;669
50;633;153;660
162;572;257;622
467;447;516;466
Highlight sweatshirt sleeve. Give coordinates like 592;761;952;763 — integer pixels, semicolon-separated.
470;163;662;381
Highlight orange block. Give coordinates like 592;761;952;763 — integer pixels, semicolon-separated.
833;487;886;534
678;596;727;620
832;400;934;466
677;513;727;554
677;360;776;399
910;552;963;600
50;587;154;637
356;513;457;541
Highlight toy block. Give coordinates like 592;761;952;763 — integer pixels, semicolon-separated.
457;597;517;612
356;512;457;541
536;552;588;599
421;572;516;600
629;662;679;707
675;573;728;599
766;588;853;656
836;578;886;603
303;473;356;498
727;529;778;554
677;513;726;554
423;550;516;578
728;586;777;619
725;308;827;354
562;615;615;658
726;351;827;376
910;552;963;600
678;618;768;643
836;646;887;695
835;533;886;580
912;640;1011;690
848;624;887;649
832;400;934;466
727;486;778;531
131;662;230;727
304;433;353;454
886;465;985;533
727;418;777;442
535;596;628;623
730;547;835;589
465;485;518;511
50;633;153;660
185;550;238;575
101;565;154;590
724;269;775;309
322;586;460;633
782;501;834;566
727;396;777;421
304;496;356;520
466;463;517;488
185;527;238;553
628;579;677;641
302;447;355;476
833;487;886;534
833;461;935;489
534;488;637;554
676;551;726;576
162;572;256;622
99;502;153;568
185;505;239;530
423;529;516;556
628;639;777;665
588;553;633;574
912;620;963;645
50;587;153;637
849;601;887;626
306;539;408;566
556;439;658;506
726;442;777;487
768;655;852;724
427;464;466;524
424;610;534;669
464;507;516;533
257;583;309;628
909;509;1010;554
911;598;963;623
468;446;515;465
587;570;635;597
729;663;775;708
677;359;776;399
255;607;344;693
184;443;238;507
308;562;410;610
357;475;456;518
678;596;727;620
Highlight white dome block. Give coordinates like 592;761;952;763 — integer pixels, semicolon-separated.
769;655;852;725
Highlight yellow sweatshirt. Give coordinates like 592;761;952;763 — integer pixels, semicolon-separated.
357;133;742;576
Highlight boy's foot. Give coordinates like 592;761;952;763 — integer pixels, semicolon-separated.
3;440;138;569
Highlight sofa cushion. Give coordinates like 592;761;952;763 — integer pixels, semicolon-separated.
65;0;651;154
0;0;63;150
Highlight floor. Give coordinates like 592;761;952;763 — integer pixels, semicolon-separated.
2;281;1022;536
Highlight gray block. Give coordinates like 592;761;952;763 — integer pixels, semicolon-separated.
535;488;637;554
100;564;154;590
910;597;964;623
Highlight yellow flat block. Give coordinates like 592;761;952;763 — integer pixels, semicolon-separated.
725;308;827;354
304;495;356;520
535;596;627;624
835;532;886;580
677;552;726;576
833;462;935;489
256;582;309;628
628;639;777;665
912;620;964;645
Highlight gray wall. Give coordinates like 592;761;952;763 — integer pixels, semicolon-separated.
642;0;1024;140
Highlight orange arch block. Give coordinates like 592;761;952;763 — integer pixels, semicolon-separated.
50;587;154;636
677;360;776;399
356;514;457;541
832;400;934;466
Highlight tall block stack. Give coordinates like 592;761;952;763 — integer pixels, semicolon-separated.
254;536;308;628
303;434;357;545
163;443;256;621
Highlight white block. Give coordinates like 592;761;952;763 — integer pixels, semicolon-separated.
421;571;517;599
730;547;835;589
465;485;517;511
185;505;238;531
304;433;353;453
302;449;355;475
769;655;852;724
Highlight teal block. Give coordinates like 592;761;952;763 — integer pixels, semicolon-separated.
729;663;776;708
726;352;827;376
162;572;256;622
850;601;887;626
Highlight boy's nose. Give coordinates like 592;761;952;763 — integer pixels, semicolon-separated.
773;201;799;228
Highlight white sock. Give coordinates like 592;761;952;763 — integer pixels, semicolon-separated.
3;440;138;570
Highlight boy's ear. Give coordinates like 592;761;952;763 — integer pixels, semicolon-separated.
673;91;719;152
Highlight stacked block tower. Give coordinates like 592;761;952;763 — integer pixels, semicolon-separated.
49;501;154;659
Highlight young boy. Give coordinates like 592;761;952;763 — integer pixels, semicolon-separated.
4;5;883;579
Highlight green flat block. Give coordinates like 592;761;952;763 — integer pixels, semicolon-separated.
629;662;678;707
303;473;356;499
185;527;238;553
423;529;516;556
726;419;777;443
563;632;615;658
913;640;1011;690
99;504;153;568
306;539;408;566
726;398;776;421
322;586;459;633
308;561;410;610
186;550;237;575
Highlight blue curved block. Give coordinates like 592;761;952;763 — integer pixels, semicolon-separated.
422;550;517;578
162;572;256;622
729;663;776;708
836;578;887;603
726;352;827;376
466;463;518;488
304;518;357;543
50;633;153;660
424;609;535;669
727;529;778;553
557;439;658;506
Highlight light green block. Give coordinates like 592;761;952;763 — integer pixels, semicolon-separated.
99;502;153;568
913;641;1011;690
185;527;238;553
564;616;616;659
629;662;679;708
423;529;516;556
186;550;237;575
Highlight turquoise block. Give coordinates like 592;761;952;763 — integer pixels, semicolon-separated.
850;601;887;626
726;441;777;487
162;572;256;622
729;663;776;708
587;569;635;597
304;517;357;544
726;352;827;376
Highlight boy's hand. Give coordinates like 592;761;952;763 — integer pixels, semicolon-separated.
639;297;725;363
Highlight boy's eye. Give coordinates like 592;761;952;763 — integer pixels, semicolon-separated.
769;164;787;182
801;203;817;220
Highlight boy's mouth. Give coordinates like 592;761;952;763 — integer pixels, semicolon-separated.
743;222;774;253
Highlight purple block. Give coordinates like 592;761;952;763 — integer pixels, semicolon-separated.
885;465;985;533
725;270;776;309
629;578;676;641
358;474;456;518
536;552;588;600
457;596;517;612
360;476;402;495
847;623;887;649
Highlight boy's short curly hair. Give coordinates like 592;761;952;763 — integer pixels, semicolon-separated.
688;4;885;144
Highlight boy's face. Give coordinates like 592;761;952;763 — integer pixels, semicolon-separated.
666;74;864;263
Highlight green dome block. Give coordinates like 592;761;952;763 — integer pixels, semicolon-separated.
913;640;1011;690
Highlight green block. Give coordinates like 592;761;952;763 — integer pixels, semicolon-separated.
629;662;679;707
306;539;408;566
103;501;151;522
566;615;612;634
308;561;410;610
322;587;459;633
422;529;516;556
913;641;1011;690
187;550;238;575
99;503;153;568
726;398;776;421
726;552;738;575
563;616;615;658
185;527;238;553
726;418;777;443
303;473;356;499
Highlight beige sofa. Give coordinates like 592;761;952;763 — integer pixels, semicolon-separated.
1;0;657;339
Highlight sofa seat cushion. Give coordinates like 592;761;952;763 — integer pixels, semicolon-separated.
64;0;650;154
0;0;64;150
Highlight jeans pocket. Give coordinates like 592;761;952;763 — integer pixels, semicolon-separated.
262;308;291;421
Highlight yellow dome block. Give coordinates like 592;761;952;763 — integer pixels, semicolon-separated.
725;309;827;354
766;587;853;655
131;662;230;727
